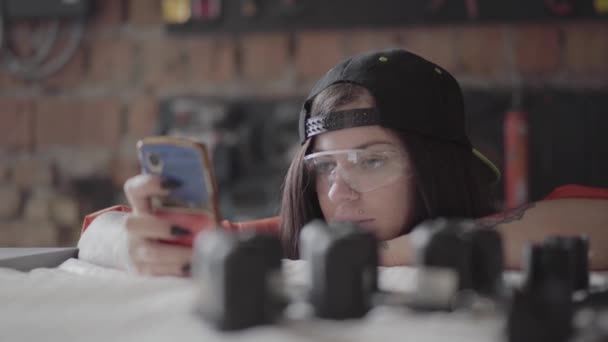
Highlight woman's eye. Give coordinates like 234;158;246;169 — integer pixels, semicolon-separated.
360;157;386;169
315;161;336;174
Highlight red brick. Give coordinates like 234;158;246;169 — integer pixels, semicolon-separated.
190;36;237;83
34;98;123;149
402;27;457;72
564;23;608;76
0;222;17;246
57;225;82;246
129;0;163;26
240;33;290;81
347;29;403;56
211;37;237;83
49;147;113;179
40;36;89;89
0;220;58;247
514;25;561;76
0;161;10;182
92;0;126;28
50;196;80;226
455;26;506;77
188;38;214;82
88;37;136;84
13;157;54;188
128;96;159;139
0;72;28;89
141;37;191;88
188;38;215;82
0;100;33;152
295;31;349;82
110;156;140;188
0;184;21;219
143;36;236;87
24;194;52;221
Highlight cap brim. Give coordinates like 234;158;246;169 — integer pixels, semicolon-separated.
472;148;501;185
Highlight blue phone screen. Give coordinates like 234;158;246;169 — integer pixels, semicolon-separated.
140;143;209;209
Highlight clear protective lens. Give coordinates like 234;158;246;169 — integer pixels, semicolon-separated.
304;149;410;193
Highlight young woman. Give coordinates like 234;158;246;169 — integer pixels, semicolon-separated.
78;49;608;276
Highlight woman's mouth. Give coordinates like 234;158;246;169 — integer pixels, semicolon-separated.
331;218;376;228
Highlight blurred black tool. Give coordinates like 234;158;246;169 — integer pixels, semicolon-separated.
300;220;378;319
410;218;505;300
193;229;287;331
507;235;592;342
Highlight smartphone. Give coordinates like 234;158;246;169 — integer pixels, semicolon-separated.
137;136;222;245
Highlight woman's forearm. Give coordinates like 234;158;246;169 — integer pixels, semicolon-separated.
481;199;608;270
77;211;131;270
381;199;608;270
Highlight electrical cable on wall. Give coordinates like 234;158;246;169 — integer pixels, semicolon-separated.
5;21;59;68
0;1;86;80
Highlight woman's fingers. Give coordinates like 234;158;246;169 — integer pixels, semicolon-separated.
129;239;193;264
124;214;192;240
379;234;413;266
127;238;192;276
121;173;194;277
124;212;193;277
123;174;172;215
137;262;191;277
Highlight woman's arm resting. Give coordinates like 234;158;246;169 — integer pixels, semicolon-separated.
380;199;608;270
77;211;130;270
479;199;608;270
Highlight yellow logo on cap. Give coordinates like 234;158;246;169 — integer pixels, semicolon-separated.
379;56;388;62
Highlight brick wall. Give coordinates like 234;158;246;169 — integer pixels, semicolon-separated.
1;0;607;246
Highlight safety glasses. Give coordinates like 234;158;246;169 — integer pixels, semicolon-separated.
304;149;411;193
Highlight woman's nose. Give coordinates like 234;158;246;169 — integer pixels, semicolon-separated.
327;172;359;203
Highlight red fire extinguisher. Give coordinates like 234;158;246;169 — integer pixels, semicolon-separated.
504;108;529;209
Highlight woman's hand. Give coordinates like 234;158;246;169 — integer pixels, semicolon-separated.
122;174;193;276
378;234;414;266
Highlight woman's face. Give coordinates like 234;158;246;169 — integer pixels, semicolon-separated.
309;100;419;240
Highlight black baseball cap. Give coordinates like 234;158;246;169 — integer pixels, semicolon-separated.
298;48;500;183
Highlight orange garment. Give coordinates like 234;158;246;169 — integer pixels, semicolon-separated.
81;184;608;236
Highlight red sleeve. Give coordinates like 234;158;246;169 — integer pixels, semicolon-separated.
81;204;280;236
81;205;132;233
221;216;281;234
544;184;608;201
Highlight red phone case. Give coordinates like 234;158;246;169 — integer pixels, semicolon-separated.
155;209;219;246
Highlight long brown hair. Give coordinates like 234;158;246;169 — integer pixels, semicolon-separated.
279;83;496;259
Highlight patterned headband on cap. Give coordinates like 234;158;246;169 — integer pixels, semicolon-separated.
304;108;381;140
